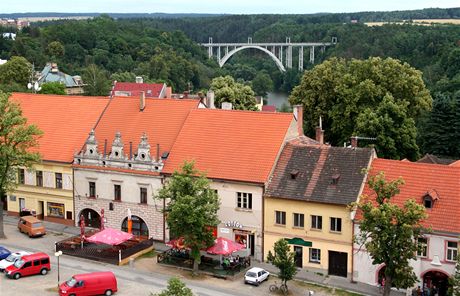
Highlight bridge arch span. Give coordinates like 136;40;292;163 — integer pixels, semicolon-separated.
219;45;286;72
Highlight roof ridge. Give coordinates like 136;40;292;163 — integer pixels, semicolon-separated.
193;108;293;116
375;158;460;170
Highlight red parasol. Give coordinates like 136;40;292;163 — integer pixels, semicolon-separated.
206;237;245;255
79;214;86;240
86;228;133;245
166;237;187;249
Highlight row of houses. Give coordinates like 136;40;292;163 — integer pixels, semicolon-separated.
5;92;459;293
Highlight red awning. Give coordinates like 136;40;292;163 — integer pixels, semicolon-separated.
206;237;245;255
86;228;133;246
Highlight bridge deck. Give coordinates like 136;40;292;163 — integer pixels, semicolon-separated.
202;42;333;47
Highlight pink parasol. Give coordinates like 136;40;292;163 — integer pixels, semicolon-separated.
86;228;133;246
206;237;245;255
166;237;187;249
79;214;86;240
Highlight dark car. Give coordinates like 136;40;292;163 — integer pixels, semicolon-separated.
0;246;11;260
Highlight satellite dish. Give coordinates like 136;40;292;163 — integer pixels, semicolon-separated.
27;83;32;89
34;82;39;91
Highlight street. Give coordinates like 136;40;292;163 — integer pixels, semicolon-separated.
0;223;254;296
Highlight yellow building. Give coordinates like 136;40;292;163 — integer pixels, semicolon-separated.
263;137;374;278
6;93;109;225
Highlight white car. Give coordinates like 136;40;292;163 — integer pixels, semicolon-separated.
244;267;270;286
0;251;31;272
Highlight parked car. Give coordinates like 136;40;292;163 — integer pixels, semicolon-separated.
0;251;31;272
5;252;50;279
0;246;11;260
59;271;118;296
244;267;270;286
18;216;46;237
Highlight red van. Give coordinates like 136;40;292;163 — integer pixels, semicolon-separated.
59;271;118;296
5;252;50;279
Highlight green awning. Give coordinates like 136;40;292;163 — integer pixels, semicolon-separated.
285;237;312;247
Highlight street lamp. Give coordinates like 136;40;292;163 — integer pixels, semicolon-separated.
54;250;63;289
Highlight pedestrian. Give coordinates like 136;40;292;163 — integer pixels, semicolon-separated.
431;285;438;296
417;286;422;296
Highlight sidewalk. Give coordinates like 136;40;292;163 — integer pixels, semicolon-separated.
2;214;404;296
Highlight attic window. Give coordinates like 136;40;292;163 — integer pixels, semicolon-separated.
331;174;340;185
423;196;433;209
290;170;299;180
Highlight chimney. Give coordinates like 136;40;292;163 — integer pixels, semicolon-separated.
351;136;358;148
140;91;145;111
129;141;133;159
135;76;143;84
315;116;324;144
221;102;233;110
293;105;304;136
103;139;107;157
206;90;215;109
156;143;160;162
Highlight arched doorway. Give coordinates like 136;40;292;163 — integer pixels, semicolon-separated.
422;270;451;296
376;265;396;288
121;215;149;237
79;208;101;228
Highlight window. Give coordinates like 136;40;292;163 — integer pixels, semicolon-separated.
140;187;147;204
41;258;49;265
423;196;433;209
47;202;64;218
311;215;322;230
55;173;62;189
309;248;321;263
88;181;96;197
293;213;304;228
330;217;342;232
275;211;286;225
23;261;32;268
114;184;121;201
446;241;458;262
417;237;428;258
18;169;25;184
36;170;43;187
33;260;40;266
237;192;252;210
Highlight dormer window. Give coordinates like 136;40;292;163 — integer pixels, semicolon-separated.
423;195;433;209
331;173;340;185
290;170;299;180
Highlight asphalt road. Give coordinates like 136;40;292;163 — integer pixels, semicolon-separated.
0;224;256;296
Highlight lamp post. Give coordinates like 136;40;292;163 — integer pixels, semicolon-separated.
54;250;63;289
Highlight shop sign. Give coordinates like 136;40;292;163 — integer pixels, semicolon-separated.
220;227;230;234
225;220;243;229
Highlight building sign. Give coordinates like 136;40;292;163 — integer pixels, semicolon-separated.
47;202;65;218
225;220;243;229
220;227;230;234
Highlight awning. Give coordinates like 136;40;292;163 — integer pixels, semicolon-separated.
207;237;245;255
86;228;133;245
285;237;312;247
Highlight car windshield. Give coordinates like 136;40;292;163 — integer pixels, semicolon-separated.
246;272;257;278
13;259;24;268
66;277;77;287
32;222;42;228
5;254;16;262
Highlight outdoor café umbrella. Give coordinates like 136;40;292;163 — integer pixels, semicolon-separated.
166;237;187;249
206;237;245;255
86;228;133;246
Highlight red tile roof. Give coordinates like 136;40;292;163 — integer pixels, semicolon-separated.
163;109;295;183
112;82;165;98
92;96;199;158
358;158;460;234
11;93;109;163
262;105;276;112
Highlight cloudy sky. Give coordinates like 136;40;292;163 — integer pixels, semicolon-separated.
2;0;459;14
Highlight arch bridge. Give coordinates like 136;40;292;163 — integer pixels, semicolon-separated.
202;37;337;72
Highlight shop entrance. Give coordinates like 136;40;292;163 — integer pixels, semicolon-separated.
328;251;347;277
37;201;44;220
79;208;101;228
294;246;303;267
235;231;255;256
423;270;450;296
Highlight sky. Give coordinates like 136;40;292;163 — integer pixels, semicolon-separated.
2;0;459;14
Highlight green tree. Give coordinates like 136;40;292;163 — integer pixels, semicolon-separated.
82;64;111;96
290;57;432;160
251;72;274;97
0;56;32;87
353;172;427;296
152;277;194;296
449;252;460;296
156;161;219;273
0;92;42;238
46;41;65;60
210;76;257;111
266;239;297;293
38;82;66;95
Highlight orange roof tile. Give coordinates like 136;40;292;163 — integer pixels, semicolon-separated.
358;158;460;234
163;109;295;183
11;93;109;163
92;96;199;157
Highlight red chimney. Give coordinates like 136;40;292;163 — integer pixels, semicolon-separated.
293;105;304;136
315;116;324;144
